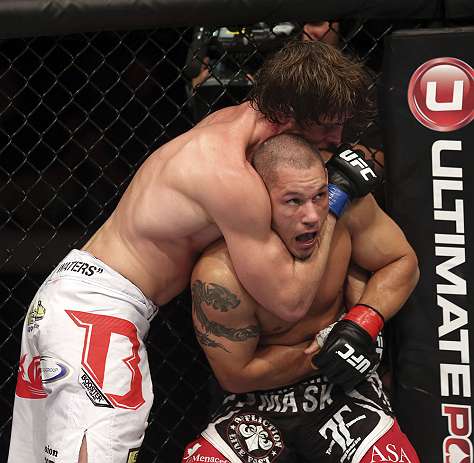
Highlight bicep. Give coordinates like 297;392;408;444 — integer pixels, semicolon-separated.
349;196;415;272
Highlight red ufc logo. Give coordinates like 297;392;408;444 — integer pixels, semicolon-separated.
442;404;473;463
67;310;145;410
408;57;474;132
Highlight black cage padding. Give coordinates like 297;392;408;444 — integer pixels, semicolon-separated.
0;0;462;39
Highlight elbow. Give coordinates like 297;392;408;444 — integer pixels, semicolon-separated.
409;251;421;289
278;307;308;323
264;296;310;323
217;376;249;394
412;264;421;289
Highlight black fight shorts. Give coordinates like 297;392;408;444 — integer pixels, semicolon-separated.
202;372;394;463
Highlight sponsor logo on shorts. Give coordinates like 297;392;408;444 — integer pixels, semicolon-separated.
369;444;414;462
67;310;146;410
257;377;334;414
183;442;230;463
227;413;283;462
15;353;47;399
184;443;201;462
45;444;59;462
40;357;71;384
79;368;114;408
27;295;50;337
55;260;104;277
127;447;140;462
319;405;363;459
408;57;474;132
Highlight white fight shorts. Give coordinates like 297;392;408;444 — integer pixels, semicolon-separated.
8;249;159;463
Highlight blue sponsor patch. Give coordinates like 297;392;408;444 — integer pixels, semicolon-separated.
40;357;71;383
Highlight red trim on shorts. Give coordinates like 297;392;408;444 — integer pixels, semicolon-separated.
182;436;231;463
360;419;420;463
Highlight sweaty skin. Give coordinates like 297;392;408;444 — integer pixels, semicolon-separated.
82;102;344;321
191;170;419;393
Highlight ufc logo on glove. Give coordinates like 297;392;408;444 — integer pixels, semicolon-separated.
326;144;382;218
338;149;378;181
337;343;372;374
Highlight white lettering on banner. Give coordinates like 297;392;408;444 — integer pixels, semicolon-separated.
432;140;473;461
426;80;464;111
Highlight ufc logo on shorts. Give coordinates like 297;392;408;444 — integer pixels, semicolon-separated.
337;343;371;373
66;310;145;410
339;150;377;181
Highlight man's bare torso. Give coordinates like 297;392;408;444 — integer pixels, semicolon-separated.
262;219;352;346
203;215;354;348
82;103;275;306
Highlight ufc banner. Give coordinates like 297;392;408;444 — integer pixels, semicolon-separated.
380;28;474;462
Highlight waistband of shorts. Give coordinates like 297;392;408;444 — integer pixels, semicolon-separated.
247;369;380;399
47;249;159;321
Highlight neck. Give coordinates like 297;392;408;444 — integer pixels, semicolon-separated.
244;105;285;162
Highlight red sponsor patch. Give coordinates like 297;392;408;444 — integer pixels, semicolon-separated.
16;354;47;399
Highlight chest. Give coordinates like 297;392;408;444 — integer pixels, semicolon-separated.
257;225;352;343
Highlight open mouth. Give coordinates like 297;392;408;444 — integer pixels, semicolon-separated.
296;232;317;244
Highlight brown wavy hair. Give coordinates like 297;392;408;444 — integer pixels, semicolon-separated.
247;40;373;129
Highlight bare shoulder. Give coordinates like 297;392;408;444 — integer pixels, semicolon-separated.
191;238;256;309
192;238;238;286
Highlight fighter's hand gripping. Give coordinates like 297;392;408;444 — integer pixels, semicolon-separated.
311;304;384;391
327;144;383;218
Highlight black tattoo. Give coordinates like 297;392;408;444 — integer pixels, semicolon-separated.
192;280;259;351
193;323;230;353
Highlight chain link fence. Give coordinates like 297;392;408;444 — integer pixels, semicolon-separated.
0;17;461;461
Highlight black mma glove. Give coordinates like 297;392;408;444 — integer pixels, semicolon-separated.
327;144;383;218
311;304;384;391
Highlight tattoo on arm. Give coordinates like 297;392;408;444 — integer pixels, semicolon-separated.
192;280;259;351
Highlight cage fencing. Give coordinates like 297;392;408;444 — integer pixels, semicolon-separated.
0;18;436;461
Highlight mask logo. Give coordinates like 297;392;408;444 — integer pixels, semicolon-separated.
408;57;474;132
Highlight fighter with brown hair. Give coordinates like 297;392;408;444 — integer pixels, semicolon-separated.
9;41;376;463
248;40;372;130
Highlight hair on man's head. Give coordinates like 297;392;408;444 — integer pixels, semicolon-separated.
248;40;372;129
252;133;325;189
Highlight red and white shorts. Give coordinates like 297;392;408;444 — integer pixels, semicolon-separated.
8;249;158;463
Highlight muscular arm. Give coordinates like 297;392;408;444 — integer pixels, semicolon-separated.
346;194;419;320
202;159;335;322
305;197;418;388
191;241;317;393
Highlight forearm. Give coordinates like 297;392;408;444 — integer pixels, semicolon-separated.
248;214;337;322
356;254;420;321
216;341;317;393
